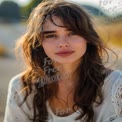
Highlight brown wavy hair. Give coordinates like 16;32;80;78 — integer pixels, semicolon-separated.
16;0;115;122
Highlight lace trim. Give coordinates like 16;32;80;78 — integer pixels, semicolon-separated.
112;73;122;117
104;115;117;122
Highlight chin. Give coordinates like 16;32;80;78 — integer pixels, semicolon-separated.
55;59;81;64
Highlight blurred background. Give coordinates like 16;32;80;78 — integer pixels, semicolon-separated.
0;0;122;121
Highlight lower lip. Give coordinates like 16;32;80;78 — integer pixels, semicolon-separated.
55;52;74;57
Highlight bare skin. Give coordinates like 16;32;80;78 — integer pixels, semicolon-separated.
48;65;80;116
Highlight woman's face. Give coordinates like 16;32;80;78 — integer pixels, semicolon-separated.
42;16;87;65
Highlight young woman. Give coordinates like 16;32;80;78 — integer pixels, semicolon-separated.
4;0;122;122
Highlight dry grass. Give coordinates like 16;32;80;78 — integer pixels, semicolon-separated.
0;44;6;56
94;20;122;48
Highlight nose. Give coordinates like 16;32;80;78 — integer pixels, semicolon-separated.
57;37;69;48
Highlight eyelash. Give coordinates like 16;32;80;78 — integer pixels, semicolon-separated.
45;32;76;39
68;32;76;36
45;34;57;38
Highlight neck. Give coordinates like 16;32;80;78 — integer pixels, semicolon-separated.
48;62;80;114
54;63;79;88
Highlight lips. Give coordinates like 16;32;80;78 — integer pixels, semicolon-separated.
55;51;75;57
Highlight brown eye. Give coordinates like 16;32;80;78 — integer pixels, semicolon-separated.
45;34;57;38
68;31;76;36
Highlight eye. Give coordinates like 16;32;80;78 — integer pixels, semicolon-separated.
45;34;57;38
68;31;76;36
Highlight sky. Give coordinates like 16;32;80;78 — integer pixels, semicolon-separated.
0;0;122;15
70;0;122;15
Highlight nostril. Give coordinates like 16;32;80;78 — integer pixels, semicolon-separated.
59;44;69;48
58;41;70;48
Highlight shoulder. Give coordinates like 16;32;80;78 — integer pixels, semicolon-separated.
105;70;122;83
6;73;26;106
111;70;122;95
103;70;122;91
111;70;122;117
8;72;25;92
111;70;122;90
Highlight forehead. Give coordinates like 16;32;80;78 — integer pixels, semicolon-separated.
43;16;65;31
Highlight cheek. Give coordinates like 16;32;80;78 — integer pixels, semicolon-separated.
42;42;48;53
42;42;54;56
76;40;87;54
42;41;54;48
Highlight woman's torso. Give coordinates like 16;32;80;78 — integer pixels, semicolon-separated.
4;70;122;122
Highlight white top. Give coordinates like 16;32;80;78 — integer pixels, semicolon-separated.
4;70;122;122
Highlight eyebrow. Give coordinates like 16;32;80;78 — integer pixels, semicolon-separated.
42;31;56;34
42;28;72;34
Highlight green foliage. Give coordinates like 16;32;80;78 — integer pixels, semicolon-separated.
0;1;20;21
20;0;43;20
